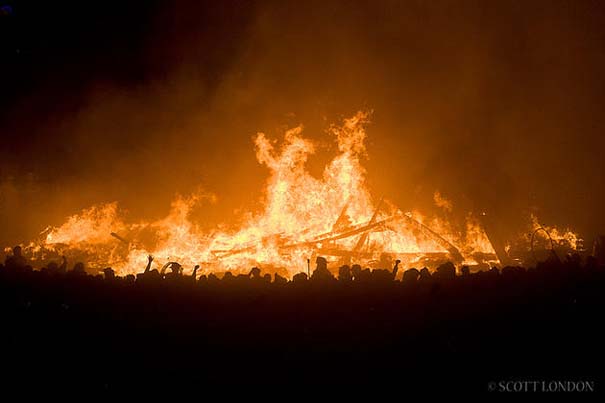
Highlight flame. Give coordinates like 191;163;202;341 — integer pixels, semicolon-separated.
528;214;579;250
15;111;578;276
433;191;453;213
45;203;126;245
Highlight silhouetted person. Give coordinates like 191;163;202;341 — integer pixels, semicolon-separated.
418;267;432;284
70;262;86;276
351;265;371;282
164;262;183;280
5;245;27;270
338;265;352;282
125;274;135;285
359;268;372;282
249;267;262;279
45;261;59;274
274;273;288;285
103;267;115;281
434;262;456;280
293;272;308;283
370;267;393;282
148;269;161;281
311;256;334;281
138;255;160;283
402;268;420;285
40;257;65;275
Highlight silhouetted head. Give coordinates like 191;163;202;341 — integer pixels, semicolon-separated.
72;262;85;274
12;245;22;257
402;268;420;283
338;265;352;281
419;267;431;280
315;256;327;270
103;267;115;279
435;262;456;279
338;264;351;273
249;267;261;278
293;272;308;283
274;273;287;284
170;263;182;274
351;264;362;278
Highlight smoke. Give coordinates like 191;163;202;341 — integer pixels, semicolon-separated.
1;0;604;247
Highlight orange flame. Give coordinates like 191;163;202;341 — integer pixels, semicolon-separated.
18;112;578;276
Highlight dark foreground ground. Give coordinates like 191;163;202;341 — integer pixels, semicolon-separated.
1;257;604;397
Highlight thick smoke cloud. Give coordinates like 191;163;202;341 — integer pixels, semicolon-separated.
1;0;604;247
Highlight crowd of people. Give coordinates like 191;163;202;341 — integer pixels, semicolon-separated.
1;245;604;395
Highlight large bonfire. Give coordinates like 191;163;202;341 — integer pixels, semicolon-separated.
14;112;578;277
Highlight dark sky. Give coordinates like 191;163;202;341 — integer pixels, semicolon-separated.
1;0;604;246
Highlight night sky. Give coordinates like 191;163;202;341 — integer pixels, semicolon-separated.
1;0;604;247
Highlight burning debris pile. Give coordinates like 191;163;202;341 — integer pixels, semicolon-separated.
13;112;578;277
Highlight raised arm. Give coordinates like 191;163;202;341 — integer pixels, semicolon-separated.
144;255;154;274
392;259;401;279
